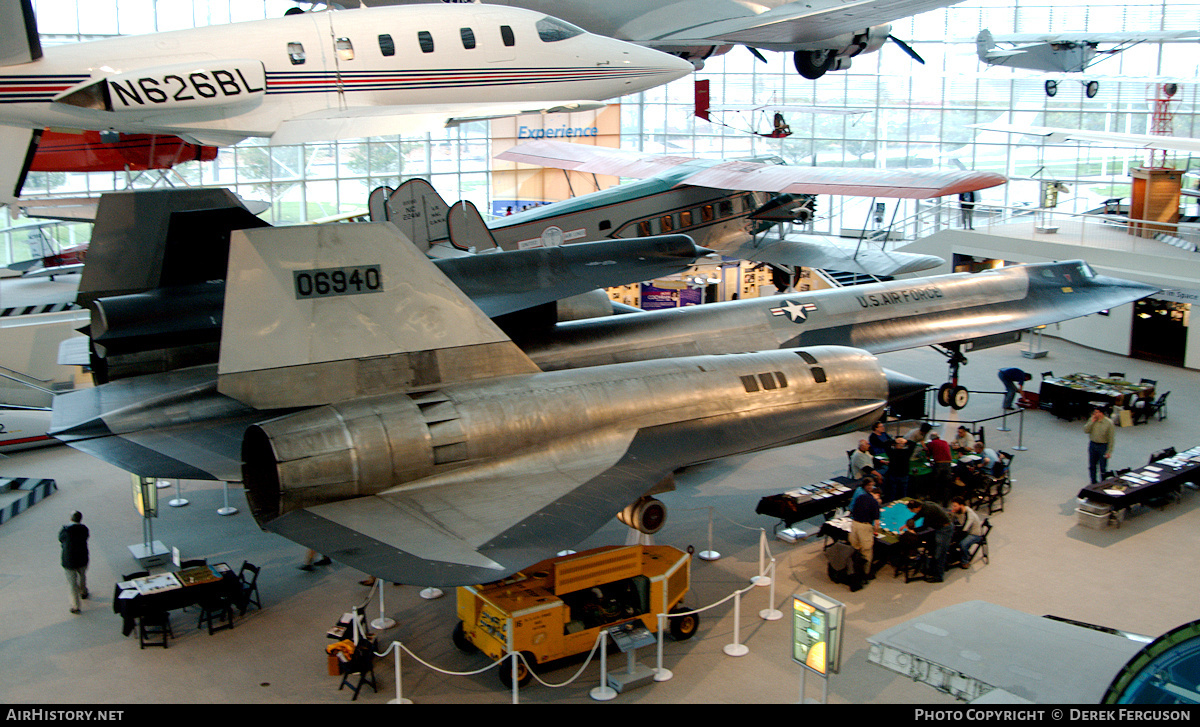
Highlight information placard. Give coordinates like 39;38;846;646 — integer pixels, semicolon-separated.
792;590;845;675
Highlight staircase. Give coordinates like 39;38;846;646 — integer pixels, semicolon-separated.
0;478;57;526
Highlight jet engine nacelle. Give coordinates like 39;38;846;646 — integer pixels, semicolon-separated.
55;60;267;113
618;496;667;534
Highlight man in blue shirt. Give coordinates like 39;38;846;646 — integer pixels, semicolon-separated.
998;367;1032;410
849;481;882;579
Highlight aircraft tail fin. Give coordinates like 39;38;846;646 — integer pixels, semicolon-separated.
0;126;41;206
369;178;450;253
0;0;42;65
216;222;540;410
447;200;498;252
976;29;995;62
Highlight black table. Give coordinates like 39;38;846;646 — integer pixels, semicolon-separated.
1040;375;1154;421
756;476;855;531
1077;446;1200;510
113;565;240;636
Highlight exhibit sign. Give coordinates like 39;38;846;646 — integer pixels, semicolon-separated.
131;474;158;518
792;590;845;675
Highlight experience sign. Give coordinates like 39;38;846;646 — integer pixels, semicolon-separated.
792;590;845;676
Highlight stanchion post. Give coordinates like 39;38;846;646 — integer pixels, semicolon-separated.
217;481;238;516
371;579;396;630
590;629;617;701
388;642;413;704
751;529;771;586
654;613;673;681
723;590;749;656
699;507;720;561
998;407;1011;433
508;618;518;705
760;560;782;621
1014;408;1028;451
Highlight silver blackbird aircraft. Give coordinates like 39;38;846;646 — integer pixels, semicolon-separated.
372;141;1007;277
359;0;960;80
48;188;1157;587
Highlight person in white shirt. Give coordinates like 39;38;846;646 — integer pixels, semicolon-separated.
950;496;983;567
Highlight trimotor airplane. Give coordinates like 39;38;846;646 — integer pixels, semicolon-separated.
975;28;1200;98
48;188;1157;587
461;139;1006;276
0;0;693;204
360;0;953;81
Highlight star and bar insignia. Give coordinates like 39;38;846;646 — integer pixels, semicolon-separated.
770;300;817;323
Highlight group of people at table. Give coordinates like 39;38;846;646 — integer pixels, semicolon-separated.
845;421;996;583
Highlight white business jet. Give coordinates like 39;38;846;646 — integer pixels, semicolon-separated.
0;0;693;204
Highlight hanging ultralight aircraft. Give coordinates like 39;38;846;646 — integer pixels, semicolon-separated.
0;0;693;204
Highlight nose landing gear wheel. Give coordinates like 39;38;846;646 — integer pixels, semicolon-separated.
1085;80;1099;98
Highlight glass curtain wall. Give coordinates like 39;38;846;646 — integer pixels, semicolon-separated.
4;0;1199;263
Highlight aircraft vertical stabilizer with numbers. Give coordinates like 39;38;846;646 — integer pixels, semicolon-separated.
216;223;540;410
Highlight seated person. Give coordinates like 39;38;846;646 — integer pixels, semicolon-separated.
868;421;893;456
904;422;933;446
851;475;884;507
850;439;875;479
952;456;986;499
949;496;984;567
951;426;977;454
974;442;1004;477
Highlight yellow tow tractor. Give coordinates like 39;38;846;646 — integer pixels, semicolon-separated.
453;544;699;687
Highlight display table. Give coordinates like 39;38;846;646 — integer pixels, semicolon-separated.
1040;374;1154;421
1076;446;1199;527
755;476;855;531
113;564;239;636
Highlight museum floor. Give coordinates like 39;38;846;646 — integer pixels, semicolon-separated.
2;336;1196;705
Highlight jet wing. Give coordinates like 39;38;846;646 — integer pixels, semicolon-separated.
981;30;1200;44
270;101;607;147
722;234;944;276
264;425;671;586
868;601;1146;704
496;140;1006;198
970;123;1200;154
632;0;964;47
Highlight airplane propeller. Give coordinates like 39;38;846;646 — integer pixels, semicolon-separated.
889;36;925;64
746;46;769;63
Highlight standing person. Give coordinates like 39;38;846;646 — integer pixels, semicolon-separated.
848;481;882;579
904;422;933;446
883;437;916;503
958;190;977;229
868;421;893;456
925;431;954;504
901;499;954;583
1084;406;1116;484
59;511;89;614
998;367;1031;410
949;496;984;568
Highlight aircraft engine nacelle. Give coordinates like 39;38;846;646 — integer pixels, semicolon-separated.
618;496;667;535
792;25;891;79
55;60;267;113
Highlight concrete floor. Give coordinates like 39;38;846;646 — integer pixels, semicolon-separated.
1;335;1196;705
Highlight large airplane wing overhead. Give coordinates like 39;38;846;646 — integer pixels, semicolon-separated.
982;30;1200;44
970;123;1200;154
269;101;607;147
496;140;1006;198
635;0;962;47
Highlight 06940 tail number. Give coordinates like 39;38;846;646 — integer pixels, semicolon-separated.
294;265;383;299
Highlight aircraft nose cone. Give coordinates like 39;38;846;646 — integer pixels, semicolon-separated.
618;45;695;90
883;369;930;406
